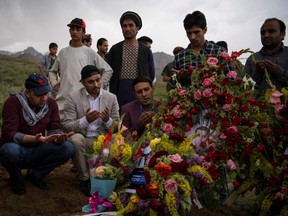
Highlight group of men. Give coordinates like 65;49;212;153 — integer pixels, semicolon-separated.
0;9;287;198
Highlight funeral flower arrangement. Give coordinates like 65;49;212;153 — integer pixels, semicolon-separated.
116;132;213;216
83;122;136;213
150;50;288;215
83;50;288;215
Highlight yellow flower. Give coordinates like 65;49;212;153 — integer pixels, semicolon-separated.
130;194;140;204
150;138;161;150
121;144;132;161
93;135;105;153
188;165;213;184
164;192;179;216
107;191;117;202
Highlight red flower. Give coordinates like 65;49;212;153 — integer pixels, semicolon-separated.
136;186;150;199
148;200;164;212
147;182;160;198
148;151;169;168
247;98;257;106
262;121;268;128
240;105;249;112
263;129;271;136
257;143;264;152
188;66;194;74
171;161;189;174
155;162;172;178
233;180;240;188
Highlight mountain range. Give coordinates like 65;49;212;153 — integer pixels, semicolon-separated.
0;47;174;79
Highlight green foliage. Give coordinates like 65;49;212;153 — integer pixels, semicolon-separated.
0;55;38;127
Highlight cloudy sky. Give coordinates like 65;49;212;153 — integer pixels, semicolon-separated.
0;0;287;61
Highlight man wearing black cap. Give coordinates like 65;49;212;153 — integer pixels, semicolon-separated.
108;11;155;108
0;73;75;195
62;65;119;196
49;18;113;121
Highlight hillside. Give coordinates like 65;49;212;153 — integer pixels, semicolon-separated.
0;55;38;125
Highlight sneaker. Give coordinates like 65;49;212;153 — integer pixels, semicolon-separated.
10;178;26;195
80;180;91;197
26;172;48;190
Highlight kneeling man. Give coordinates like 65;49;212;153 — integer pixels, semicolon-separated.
62;65;120;196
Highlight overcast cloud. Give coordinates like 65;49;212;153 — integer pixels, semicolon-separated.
0;0;287;61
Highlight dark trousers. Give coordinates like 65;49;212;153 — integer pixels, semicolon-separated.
0;142;75;182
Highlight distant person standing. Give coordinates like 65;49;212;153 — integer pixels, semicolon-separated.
108;11;155;107
96;38;109;61
244;18;288;95
49;18;113;121
82;34;92;47
38;43;58;77
161;46;184;91
137;36;153;49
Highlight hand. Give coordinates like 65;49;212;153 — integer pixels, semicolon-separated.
85;108;100;123
35;133;58;143
138;111;155;126
100;107;110;122
177;68;189;78
52;132;75;144
255;59;279;73
53;83;60;92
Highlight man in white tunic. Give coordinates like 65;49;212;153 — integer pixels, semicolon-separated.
49;18;112;121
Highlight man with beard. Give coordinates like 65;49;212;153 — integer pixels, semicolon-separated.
108;11;155;107
244;18;288;95
62;65;119;196
121;76;157;138
0;73;75;195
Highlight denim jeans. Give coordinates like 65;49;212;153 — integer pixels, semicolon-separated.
0;141;75;182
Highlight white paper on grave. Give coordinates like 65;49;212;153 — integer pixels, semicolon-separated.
284;147;288;155
186;109;211;146
82;212;117;216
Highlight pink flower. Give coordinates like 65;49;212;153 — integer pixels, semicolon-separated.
178;89;186;97
221;51;230;60
164;179;178;193
173;110;182;119
168;154;183;163
219;133;227;140
203;89;213;97
227;159;236;170
202;78;212;87
202;161;211;169
194;90;202;100
163;123;173;133
226;71;237;79
270;89;282;105
222;104;231;111
207;57;218;66
227;125;238;134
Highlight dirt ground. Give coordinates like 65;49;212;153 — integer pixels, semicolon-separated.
0;161;253;216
